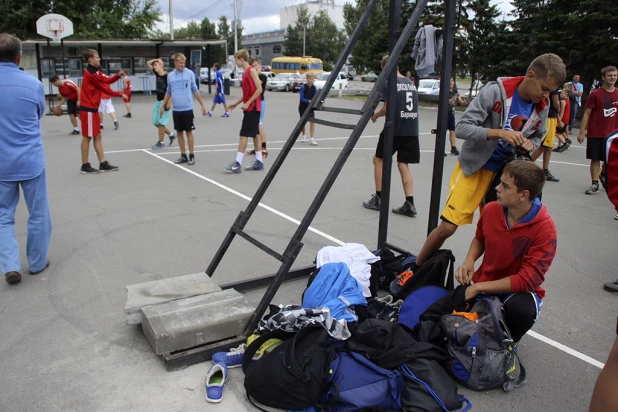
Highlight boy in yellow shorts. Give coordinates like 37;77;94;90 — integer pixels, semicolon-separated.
531;88;561;182
411;54;565;270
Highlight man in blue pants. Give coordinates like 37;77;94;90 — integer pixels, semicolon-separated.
0;33;52;285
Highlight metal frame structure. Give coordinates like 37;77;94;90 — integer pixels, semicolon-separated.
206;0;456;339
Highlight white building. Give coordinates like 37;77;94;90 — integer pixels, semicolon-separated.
280;0;345;31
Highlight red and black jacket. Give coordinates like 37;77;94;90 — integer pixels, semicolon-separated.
79;64;122;112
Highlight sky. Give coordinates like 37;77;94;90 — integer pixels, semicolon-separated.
155;0;514;36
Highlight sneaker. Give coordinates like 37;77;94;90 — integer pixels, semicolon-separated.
211;344;264;369
168;133;176;147
223;161;241;173
99;161;119;172
204;363;227;403
245;160;263;171
392;201;417;217
114;121;119;130
376;295;394;304
175;155;188;164
206;111;212;117
450;147;460;156
5;271;21;284
246;150;256;156
100;124;104;129
614;214;618;221
262;149;268;158
603;279;618;295
363;194;381;211
69;130;80;135
29;258;50;275
552;146;562;152
389;270;414;296
222;113;230;118
123;113;132;118
585;183;600;195
545;170;560;182
600;171;607;191
187;154;195;166
80;163;100;174
310;139;318;146
151;141;166;149
300;135;307;143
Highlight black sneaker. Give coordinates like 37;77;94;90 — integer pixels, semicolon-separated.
599;171;607;191
169;133;176;147
99;161;119;171
123;113;132;118
585;183;600;195
69;130;80;135
175;154;188;164
100;124;104;129
363;194;381;211
450;147;460;156
545;170;560;182
392;201;417;217
187;154;195;165
114;121;119;130
603;279;618;294
80;163;100;174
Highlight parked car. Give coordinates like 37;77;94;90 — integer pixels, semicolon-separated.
417;78;441;102
343;65;356;80
261;65;272;72
361;71;378;82
292;73;307;92
461;81;484;100
267;73;293;91
199;68;210;84
314;72;348;91
287;73;302;91
264;72;277;80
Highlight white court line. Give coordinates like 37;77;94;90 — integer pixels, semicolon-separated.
141;149;344;246
141;147;605;370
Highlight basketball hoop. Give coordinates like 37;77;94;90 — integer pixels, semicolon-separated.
36;14;73;43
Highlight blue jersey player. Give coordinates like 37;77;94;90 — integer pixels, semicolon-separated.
207;63;230;117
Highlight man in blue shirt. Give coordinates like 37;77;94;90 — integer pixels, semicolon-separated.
0;34;52;285
206;63;230;118
569;74;584;133
159;53;207;165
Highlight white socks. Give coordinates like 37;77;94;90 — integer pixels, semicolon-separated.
236;152;244;164
256;151;263;162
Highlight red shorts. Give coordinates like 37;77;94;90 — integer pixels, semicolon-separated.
80;111;101;137
123;91;131;102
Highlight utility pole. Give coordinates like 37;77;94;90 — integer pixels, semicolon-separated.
233;0;239;53
303;26;306;57
170;0;174;40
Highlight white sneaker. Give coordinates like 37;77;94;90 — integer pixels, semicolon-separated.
300;135;306;143
310;138;318;146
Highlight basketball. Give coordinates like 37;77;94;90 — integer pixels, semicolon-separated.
53;106;63;116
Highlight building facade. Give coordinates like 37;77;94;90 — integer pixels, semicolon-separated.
241;29;286;66
280;0;345;31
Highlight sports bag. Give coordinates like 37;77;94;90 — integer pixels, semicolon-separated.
441;296;526;392
318;350;403;411
242;326;335;410
390;250;455;300
370;249;417;296
398;285;449;331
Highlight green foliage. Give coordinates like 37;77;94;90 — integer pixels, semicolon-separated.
0;0;163;39
284;5;346;68
173;20;202;40
466;0;499;86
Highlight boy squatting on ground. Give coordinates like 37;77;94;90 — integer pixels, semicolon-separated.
160;53;207;166
50;75;80;135
363;55;421;218
78;49;127;174
410;53;565;269
456;160;557;342
147;58;176;149
223;49;264;173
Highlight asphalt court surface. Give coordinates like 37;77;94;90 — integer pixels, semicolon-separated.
0;89;616;412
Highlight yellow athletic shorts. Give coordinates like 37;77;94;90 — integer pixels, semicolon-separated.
441;162;497;226
542;117;557;147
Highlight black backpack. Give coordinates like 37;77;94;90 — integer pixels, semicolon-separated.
370;249;417;296
242;326;335;410
390;250;455;300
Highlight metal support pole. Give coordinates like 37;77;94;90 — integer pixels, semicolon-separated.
377;0;401;249
207;44;212;94
426;0;457;235
61;38;66;79
170;0;174;40
35;43;42;82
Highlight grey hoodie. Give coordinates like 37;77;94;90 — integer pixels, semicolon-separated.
455;76;549;176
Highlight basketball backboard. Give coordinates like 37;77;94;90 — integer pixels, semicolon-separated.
36;14;74;42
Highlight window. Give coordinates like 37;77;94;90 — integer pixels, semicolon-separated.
248;49;252;56
255;48;260;57
308;63;323;71
41;58;55;77
67;58;82;77
133;57;149;74
273;45;282;54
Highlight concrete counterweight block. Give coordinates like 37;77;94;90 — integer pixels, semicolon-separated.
141;289;255;355
124;273;222;325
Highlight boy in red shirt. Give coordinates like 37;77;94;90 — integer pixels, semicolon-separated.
50;75;80;135
223;49;263;173
455;161;557;341
577;66;618;195
79;49;126;174
122;74;132;118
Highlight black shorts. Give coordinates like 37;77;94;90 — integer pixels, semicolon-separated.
375;132;420;164
299;103;314;119
67;99;78;116
556;125;568;134
240;110;260;138
172;110;195;132
586;138;606;161
447;109;456;131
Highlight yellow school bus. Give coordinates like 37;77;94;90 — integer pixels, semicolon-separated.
270;56;323;74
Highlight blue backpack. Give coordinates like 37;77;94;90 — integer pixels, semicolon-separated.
318;350;403;411
398;285;448;331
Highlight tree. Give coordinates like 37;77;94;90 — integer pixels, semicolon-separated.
308;10;346;70
201;17;218;40
217;15;242;55
173;20;201;40
466;0;499;92
283;5;311;57
0;0;163;39
343;0;389;72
